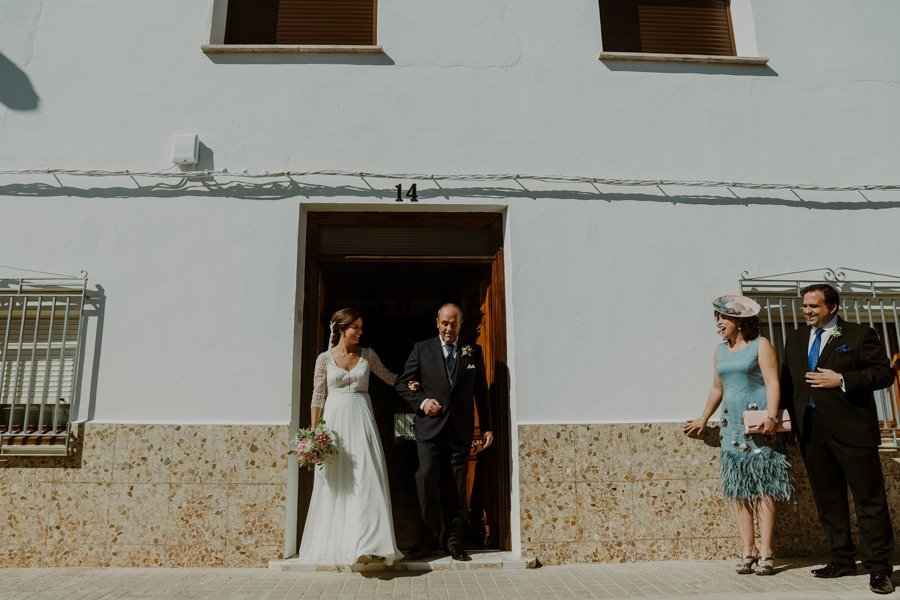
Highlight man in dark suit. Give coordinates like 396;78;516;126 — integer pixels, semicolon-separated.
781;283;895;595
396;303;493;561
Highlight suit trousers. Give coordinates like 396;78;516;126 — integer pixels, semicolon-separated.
800;409;894;573
416;428;469;547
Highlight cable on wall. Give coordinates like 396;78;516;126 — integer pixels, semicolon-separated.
0;168;898;193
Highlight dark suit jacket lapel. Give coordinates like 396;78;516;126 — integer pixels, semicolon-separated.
793;325;811;371
815;318;845;367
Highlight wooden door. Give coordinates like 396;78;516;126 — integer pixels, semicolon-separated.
297;212;510;551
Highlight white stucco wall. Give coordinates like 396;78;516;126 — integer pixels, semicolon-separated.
0;186;300;423
504;192;900;422
1;1;899;424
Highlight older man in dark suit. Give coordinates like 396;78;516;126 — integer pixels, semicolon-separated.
781;283;895;594
396;303;492;561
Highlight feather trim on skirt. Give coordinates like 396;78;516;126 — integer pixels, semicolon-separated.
720;447;793;502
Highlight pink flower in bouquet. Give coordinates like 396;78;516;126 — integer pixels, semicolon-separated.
290;420;339;470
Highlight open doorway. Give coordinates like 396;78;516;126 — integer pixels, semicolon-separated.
297;212;511;552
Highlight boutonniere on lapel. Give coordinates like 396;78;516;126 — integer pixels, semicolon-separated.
460;345;473;357
831;326;843;340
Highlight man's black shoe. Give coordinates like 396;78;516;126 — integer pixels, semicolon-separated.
447;544;472;561
870;572;895;595
812;561;858;578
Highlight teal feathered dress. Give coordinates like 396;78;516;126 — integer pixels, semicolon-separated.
716;338;792;501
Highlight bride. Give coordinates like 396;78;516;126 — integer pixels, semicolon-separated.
298;308;414;565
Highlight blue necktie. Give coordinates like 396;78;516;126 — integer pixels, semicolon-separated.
807;328;824;408
444;344;457;382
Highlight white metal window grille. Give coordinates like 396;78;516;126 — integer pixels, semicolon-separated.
0;276;87;455
740;268;900;448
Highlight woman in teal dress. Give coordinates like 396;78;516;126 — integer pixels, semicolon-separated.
684;295;792;576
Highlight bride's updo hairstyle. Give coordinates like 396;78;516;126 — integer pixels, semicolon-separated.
330;308;362;347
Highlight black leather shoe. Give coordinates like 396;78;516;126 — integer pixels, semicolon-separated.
870;572;895;595
812;561;858;578
447;544;472;561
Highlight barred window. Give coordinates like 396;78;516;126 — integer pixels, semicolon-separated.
741;268;900;447
0;276;87;455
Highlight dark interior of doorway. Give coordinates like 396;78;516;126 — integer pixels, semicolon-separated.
320;261;494;550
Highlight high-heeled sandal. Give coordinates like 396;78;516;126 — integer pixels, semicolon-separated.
735;555;758;574
754;556;776;576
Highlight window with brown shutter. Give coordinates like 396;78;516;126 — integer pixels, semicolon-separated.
224;0;377;46
599;0;735;56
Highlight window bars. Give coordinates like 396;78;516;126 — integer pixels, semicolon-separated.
741;268;900;448
0;275;87;455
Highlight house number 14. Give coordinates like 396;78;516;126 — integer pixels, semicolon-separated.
395;184;418;202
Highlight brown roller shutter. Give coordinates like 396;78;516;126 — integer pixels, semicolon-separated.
276;0;377;45
599;0;735;56
224;0;278;44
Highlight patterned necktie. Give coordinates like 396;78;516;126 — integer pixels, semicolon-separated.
808;328;825;371
807;328;825;408
444;344;457;381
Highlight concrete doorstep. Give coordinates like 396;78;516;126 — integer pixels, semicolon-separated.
269;551;538;572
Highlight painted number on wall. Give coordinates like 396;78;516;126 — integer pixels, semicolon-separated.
395;183;418;202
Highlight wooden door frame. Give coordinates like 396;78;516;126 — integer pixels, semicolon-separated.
297;211;511;551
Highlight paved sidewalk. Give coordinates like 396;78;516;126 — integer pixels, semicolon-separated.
0;560;894;599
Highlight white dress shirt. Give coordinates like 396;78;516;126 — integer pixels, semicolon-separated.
441;339;458;362
806;315;840;354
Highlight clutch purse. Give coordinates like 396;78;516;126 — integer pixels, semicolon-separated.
743;409;791;433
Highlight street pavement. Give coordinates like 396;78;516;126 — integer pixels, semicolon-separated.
0;559;895;599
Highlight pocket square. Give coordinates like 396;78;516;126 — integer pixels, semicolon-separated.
466;364;476;370
836;344;853;353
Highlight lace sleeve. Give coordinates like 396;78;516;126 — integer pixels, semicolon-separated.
364;348;397;386
310;352;329;408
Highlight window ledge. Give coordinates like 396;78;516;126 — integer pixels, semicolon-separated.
599;51;768;66
202;44;383;55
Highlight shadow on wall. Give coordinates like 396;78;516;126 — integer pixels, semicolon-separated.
77;284;107;422
203;52;395;67
601;58;778;77
1;178;899;212
174;141;215;172
0;51;39;110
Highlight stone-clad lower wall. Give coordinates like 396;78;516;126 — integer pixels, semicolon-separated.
0;423;288;567
518;423;900;565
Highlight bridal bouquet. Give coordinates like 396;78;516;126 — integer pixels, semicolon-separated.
290;421;339;470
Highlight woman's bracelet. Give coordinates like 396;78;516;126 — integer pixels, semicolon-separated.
766;415;780;424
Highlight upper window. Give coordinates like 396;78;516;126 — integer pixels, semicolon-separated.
224;0;377;46
599;0;735;56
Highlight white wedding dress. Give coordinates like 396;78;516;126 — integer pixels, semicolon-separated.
298;347;403;565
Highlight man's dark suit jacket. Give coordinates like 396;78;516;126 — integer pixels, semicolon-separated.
396;338;491;444
781;318;893;448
